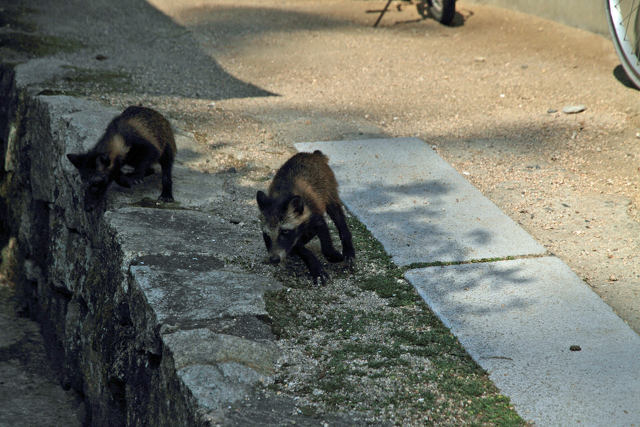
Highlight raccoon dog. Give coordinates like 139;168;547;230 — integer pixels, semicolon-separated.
67;106;176;211
257;150;355;285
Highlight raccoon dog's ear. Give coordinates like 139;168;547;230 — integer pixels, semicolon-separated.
67;153;85;169
256;191;270;211
289;195;304;215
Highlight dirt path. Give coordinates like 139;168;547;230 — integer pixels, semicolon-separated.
133;0;640;332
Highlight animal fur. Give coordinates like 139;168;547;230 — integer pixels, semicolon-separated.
257;150;355;285
67;106;176;210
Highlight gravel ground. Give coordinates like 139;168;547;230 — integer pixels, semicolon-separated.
5;0;640;423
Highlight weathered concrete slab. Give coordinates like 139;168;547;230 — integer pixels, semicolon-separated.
295;138;545;265
161;328;279;422
105;207;259;262
405;257;640;426
130;254;281;329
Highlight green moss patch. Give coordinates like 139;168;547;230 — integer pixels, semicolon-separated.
0;33;83;57
40;66;134;97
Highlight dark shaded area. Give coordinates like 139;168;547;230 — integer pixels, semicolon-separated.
373;3;472;28
0;0;277;100
613;64;639;90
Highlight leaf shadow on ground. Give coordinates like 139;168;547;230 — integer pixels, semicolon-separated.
334;172;537;317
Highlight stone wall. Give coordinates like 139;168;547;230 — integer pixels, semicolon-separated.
0;61;316;426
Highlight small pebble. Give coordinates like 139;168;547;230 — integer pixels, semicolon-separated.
562;105;586;114
547;108;558;114
570;345;581;352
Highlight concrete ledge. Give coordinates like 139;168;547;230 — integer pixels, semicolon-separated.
0;61;329;425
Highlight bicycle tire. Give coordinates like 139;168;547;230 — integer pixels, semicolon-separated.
418;0;456;25
607;0;640;88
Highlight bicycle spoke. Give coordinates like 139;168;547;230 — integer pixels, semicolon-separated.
621;0;639;43
608;0;640;87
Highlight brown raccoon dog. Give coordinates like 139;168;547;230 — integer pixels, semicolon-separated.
257;150;355;285
67;106;176;211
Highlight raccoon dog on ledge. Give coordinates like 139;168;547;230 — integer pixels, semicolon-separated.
67;106;176;211
257;150;355;285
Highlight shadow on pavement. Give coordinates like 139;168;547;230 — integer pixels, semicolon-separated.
613;65;639;91
13;0;283;100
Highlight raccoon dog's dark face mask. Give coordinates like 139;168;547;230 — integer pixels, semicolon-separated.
68;152;113;211
257;191;310;264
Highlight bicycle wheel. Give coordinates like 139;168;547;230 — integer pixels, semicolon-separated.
417;0;456;25
607;0;640;88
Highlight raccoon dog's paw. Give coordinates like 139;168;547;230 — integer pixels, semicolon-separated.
342;246;355;269
343;254;355;270
115;175;132;188
158;195;175;203
124;172;144;185
312;269;330;286
324;250;344;263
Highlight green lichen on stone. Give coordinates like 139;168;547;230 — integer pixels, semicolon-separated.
0;6;37;33
0;33;84;57
129;197;187;211
39;66;134;97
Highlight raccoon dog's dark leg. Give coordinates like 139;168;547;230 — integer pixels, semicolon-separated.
313;215;344;263
121;143;158;186
327;202;355;265
293;244;329;286
157;144;174;202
